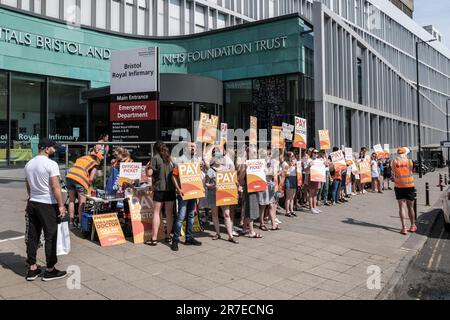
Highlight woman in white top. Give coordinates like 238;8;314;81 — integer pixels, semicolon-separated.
282;152;298;217
370;152;382;193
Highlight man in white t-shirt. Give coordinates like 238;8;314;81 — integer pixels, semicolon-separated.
24;138;67;282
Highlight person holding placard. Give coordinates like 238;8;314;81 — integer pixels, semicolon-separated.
318;150;331;206
370;153;382;193
171;142;203;251
205;149;239;244
145;142;175;246
305;149;323;214
358;147;368;194
282;152;298;217
383;158;393;191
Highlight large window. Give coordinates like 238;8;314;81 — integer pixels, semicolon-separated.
160;102;192;141
169;0;181;36
158;0;165;36
195;5;206;33
111;0;121;32
137;0;146;35
81;0;92;26
125;0;134;34
0;72;7;164
45;0;59;18
96;0;106;29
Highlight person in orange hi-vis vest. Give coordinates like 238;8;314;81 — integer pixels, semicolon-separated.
391;147;416;235
66;151;104;228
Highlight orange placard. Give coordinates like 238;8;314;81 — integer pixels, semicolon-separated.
197;112;219;144
310;160;326;183
216;171;238;207
330;150;347;172
246;159;267;193
179;162;206;200
296;161;303;186
271;126;285;149
293;116;307;149
127;189;165;244
383;144;390;159
220;123;228;151
318;130;331;150
373;144;384;159
250;116;258;146
92;213;126;247
359;161;372;184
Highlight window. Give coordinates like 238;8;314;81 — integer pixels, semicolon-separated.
137;0;146;35
81;0;92;26
268;0;275;18
195;5;206;33
46;0;59;18
160;102;192;141
185;2;191;34
34;0;41;14
169;0;181;36
158;0;165;36
217;12;226;29
111;0;121;32
125;0;134;33
21;0;30;10
64;0;78;25
2;0;17;8
208;9;214;30
96;0;106;28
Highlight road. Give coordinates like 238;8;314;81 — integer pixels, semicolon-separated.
397;213;450;300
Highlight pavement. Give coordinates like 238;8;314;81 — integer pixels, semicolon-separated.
0;169;447;300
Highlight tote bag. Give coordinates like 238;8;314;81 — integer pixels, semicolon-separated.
57;221;71;256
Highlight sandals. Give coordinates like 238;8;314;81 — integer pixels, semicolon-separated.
271;225;281;231
285;213;293;217
212;234;221;240
165;236;172;243
259;225;269;231
228;238;239;244
247;233;263;239
409;225;417;233
145;240;158;246
291;212;298;217
400;228;408;235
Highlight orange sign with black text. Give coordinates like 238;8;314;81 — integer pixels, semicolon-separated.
318;130;331;150
179;162;205;200
216;171;238;207
92;213;126;247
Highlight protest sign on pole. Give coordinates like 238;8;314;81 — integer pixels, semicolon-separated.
216;171;238;207
92;213;126;247
318;129;331;150
250;116;258;146
345;148;353;161
179;163;205;200
293;117;307;149
246;159;268;193
220;123;228;151
310;159;326;182
373;144;384;159
330;150;347;171
271;126;285;149
197;112;219;144
281;122;294;141
359;161;372;184
383;144;390;159
296;161;303;186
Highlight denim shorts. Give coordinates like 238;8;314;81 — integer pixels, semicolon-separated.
65;178;85;194
285;176;298;190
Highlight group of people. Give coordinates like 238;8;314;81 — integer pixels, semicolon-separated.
23;136;418;281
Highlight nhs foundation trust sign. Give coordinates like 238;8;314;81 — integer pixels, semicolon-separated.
111;47;159;95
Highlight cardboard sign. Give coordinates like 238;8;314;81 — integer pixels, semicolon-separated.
310;159;326;183
220;123;228;151
296;161;303;186
250;116;258;146
383;144;390;159
246;159;268;193
293;117;307;149
179;162;205;200
345;148;353;161
197;112;219;144
216;171;238;207
318;130;331;150
330;150;347;171
359;161;372;184
351;164;359;175
119;162;142;180
373;144;384;159
127;190;164;244
271;126;285;149
282;122;294;141
92;213;126;247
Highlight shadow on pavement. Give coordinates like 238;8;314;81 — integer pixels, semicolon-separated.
0;252;28;277
342;218;400;233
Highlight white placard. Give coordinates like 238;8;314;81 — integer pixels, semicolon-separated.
111;47;159;94
119;162;143;180
344;148;353;161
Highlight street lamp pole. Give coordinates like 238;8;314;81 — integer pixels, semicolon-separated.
416;38;437;179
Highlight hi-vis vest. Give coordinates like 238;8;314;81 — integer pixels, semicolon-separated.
392;158;414;189
66;155;98;190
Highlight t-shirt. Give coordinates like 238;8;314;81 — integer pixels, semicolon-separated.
24;155;60;204
371;160;379;178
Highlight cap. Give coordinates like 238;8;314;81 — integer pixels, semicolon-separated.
38;138;59;150
397;147;410;155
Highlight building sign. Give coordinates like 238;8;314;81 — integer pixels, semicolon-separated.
0;27;110;60
111;47;159;95
162;36;288;66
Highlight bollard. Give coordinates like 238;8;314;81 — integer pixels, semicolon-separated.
425;182;430;206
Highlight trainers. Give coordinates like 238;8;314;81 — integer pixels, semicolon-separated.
311;208;320;214
171;241;179;251
316;209;323;213
26;268;42;281
185;238;202;246
275;218;282;224
42;268;67;282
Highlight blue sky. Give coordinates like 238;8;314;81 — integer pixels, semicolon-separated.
414;0;450;49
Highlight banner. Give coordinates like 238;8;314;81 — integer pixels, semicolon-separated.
127;189;165;244
383;144;390;159
271;126;285;149
296;161;303;186
345;148;353;161
250;116;258;146
330;150;347;171
179;162;205;200
216;171;238;207
310;160;326;183
281;122;294;141
197;112;219;144
92;213;126;247
119;162;142;180
293;117;307;149
373;144;384;159
246;159;268;193
220;123;228;151
318;129;331;150
359;161;372;184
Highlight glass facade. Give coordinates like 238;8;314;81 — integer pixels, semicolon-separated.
0;70;88;165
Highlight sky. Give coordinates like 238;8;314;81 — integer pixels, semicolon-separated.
413;0;450;49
